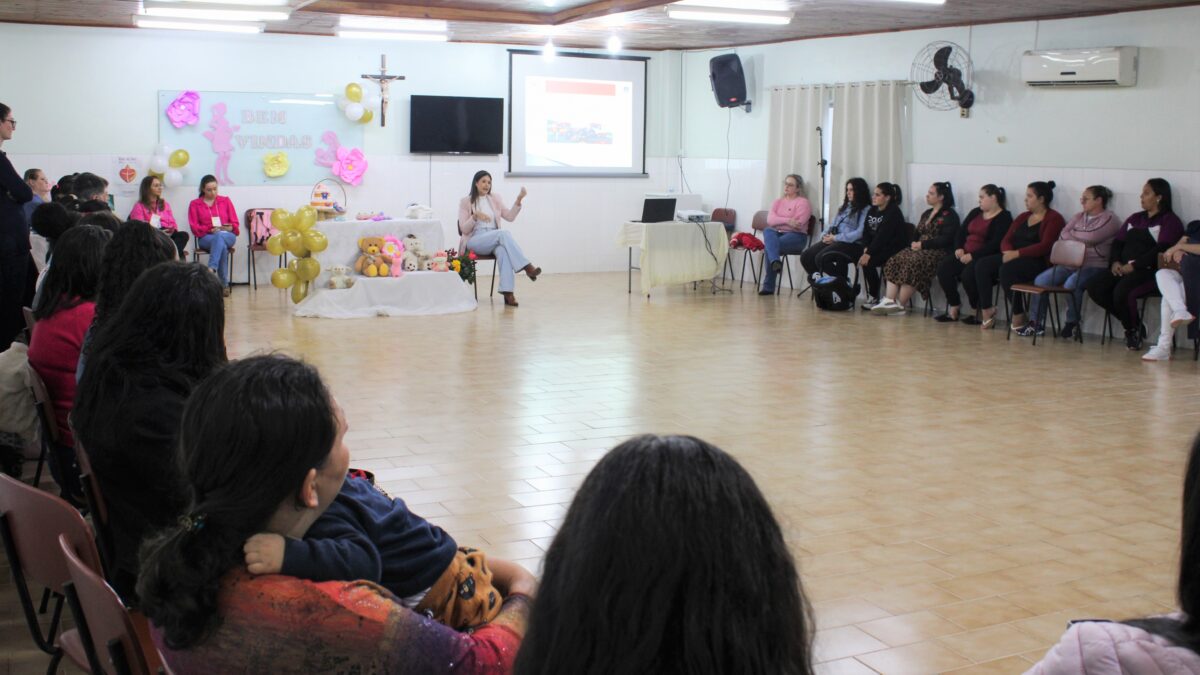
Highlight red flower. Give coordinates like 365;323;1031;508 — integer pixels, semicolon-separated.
468;251;477;260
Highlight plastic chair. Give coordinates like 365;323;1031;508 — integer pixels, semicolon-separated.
74;438;114;577
59;534;166;675
190;226;235;279
0;473;99;674
711;209;737;284
756;215;815;294
737;211;768;288
243;208;286;290
26;363;76;504
457;221;498;300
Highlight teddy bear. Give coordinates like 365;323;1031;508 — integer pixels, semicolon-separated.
401;234;431;272
354;236;392;277
429;250;449;272
326;265;355;289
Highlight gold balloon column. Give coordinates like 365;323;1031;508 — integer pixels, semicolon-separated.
266;205;329;303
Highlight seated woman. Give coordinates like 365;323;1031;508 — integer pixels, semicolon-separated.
187;174;239;296
27;224;110;504
512;434;813;675
1023;186;1122;339
858;182;907;309
871;181;960;315
937;185;1013;323
130;175;188;257
1142;224;1200;361
800;177;869;283
756;173;812;295
1027;431;1200;673
137;355;535;673
973;180;1065;332
1087;178;1185;350
458;170;539;308
73;262;226;601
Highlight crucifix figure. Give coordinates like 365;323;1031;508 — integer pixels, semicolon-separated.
362;54;405;127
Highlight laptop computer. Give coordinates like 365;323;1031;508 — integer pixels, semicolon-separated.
638;198;677;223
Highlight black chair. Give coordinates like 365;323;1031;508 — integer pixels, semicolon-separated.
457;221;498;300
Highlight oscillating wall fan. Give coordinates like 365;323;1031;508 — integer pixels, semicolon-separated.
911;42;975;111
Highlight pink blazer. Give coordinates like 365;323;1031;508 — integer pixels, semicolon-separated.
129;200;179;232
1027;618;1200;674
187;196;240;239
457;194;521;252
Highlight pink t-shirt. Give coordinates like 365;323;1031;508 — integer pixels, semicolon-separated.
766;197;812;234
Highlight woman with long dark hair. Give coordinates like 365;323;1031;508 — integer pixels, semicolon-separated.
27;225;111;503
187;175;238;295
872;181;961;315
73;262;226;600
1028;431;1200;672
136;355;533;672
457;170;538;307
131;175;188;256
1087;178;1185;350
514;434;813;675
0;102;33;349
935;185;1012;323
858;182;907;309
800;177;870;282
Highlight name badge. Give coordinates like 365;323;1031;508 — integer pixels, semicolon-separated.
211;216;222;230
150;214;161;228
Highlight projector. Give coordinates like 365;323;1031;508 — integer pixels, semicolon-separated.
677;210;709;223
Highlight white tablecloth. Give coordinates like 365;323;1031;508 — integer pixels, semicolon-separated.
293;274;476;318
313;218;444;285
617;221;730;295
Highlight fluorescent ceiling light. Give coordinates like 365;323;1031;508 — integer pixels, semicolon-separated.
542;40;557;61
142;2;289;22
606;35;622;53
666;7;792;24
133;16;265;32
672;0;789;10
169;0;289;5
335;29;447;41
871;0;945;3
338;16;447;32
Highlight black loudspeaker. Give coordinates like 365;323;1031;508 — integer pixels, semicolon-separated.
709;54;750;110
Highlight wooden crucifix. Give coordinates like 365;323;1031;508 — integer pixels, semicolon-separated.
362;54;405;127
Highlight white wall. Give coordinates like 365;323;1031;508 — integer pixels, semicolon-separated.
0;23;679;275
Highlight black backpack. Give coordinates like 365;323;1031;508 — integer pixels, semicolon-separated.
812;275;858;311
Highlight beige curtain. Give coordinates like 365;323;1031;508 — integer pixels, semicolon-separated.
831;81;906;211
764;85;830;212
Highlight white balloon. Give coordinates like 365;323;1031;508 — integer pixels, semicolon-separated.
154;144;169;157
335;95;350;111
360;91;381;110
164;169;184;187
150;155;169;173
344;102;365;121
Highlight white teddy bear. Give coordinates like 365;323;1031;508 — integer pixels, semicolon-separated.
402;234;431;272
326;265;356;289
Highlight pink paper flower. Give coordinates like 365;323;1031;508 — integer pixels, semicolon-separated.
331;146;368;186
165;91;201;128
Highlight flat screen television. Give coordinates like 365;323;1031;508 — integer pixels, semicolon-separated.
409;95;504;155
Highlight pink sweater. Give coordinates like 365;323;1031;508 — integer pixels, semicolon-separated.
1060;209;1123;269
27;301;95;447
129;200;179;232
1027;619;1200;674
457;194;522;252
187;196;240;239
766;197;812;234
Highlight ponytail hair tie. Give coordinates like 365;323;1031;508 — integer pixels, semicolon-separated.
180;513;207;534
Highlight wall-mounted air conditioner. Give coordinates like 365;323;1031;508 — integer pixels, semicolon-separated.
1021;47;1138;87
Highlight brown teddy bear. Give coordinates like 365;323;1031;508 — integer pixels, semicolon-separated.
354;236;392;277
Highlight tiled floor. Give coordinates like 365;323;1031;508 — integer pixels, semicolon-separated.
3;271;1196;673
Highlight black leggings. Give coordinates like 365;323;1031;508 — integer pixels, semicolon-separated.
168;230;190;258
998;257;1048;315
938;255;978;309
862;250;898;299
799;241;862;279
1086;269;1159;330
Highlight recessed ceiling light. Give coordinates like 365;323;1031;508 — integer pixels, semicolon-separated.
542;39;557;61
133;16;265;32
335;29;448;41
666;7;792;25
338;16;447;32
142;1;289;22
607;35;622;53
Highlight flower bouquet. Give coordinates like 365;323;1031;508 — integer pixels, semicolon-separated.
445;249;477;285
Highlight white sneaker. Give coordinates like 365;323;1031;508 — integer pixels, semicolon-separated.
1171;311;1195;328
1142;343;1172;361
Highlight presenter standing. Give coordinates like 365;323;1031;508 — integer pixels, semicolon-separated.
458;170;540;307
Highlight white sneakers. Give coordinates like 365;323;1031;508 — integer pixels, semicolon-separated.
1142;343;1173;361
870;298;907;316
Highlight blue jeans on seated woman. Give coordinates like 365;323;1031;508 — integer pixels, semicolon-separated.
468;227;530;293
198;231;238;287
1028;265;1103;325
760;228;808;293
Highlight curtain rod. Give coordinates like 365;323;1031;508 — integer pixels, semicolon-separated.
769;80;910;92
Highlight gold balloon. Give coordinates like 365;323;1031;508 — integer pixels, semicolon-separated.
168;149;190;168
288;258;300;272
282;231;305;254
295;206;317;232
297;257;322;282
265;234;285;256
271;268;297;289
271;208;294;232
359;109;374;124
148;170;164;179
345;83;363;102
302;230;328;253
291;282;308;304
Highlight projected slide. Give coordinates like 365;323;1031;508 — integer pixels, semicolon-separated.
525;76;632;169
508;50;648;176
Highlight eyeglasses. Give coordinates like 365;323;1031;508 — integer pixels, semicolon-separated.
2;118;14;127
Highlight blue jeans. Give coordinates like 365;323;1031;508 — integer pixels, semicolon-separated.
1028;265;1103;325
198;231;238;286
760;228;809;292
468;228;530;293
